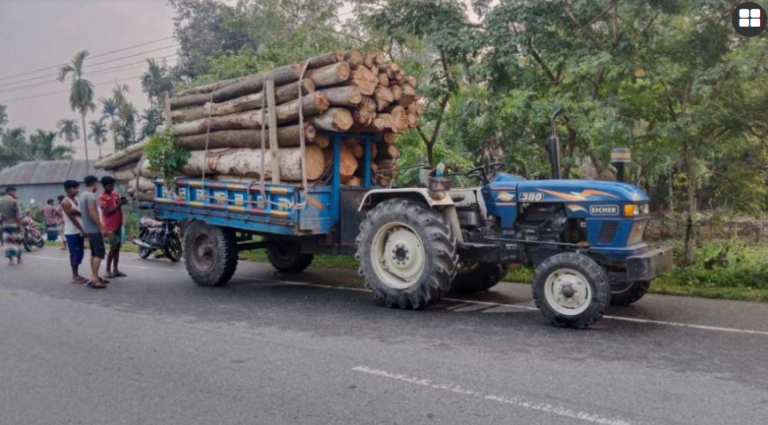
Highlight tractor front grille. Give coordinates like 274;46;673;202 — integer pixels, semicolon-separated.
598;221;619;244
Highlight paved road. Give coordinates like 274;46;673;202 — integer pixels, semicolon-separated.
2;249;768;425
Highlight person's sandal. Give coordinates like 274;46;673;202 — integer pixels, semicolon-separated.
112;272;127;278
86;281;107;289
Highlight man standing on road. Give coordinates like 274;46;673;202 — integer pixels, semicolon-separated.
61;181;87;284
80;176;110;289
0;187;23;265
55;195;67;251
99;176;127;279
42;199;57;242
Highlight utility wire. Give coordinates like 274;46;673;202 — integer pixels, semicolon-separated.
0;76;144;104
0;36;174;82
0;54;179;93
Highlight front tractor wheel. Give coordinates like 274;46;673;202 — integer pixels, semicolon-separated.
183;222;238;287
451;262;507;293
356;199;458;309
533;253;611;329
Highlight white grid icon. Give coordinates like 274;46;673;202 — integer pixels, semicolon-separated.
739;9;762;27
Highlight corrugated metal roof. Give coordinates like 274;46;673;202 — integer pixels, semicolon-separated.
0;160;111;186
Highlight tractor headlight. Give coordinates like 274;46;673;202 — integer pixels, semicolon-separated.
624;204;649;216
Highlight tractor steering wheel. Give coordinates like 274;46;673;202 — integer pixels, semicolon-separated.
465;162;505;184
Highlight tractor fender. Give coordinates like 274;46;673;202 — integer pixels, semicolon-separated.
358;188;455;211
358;189;463;243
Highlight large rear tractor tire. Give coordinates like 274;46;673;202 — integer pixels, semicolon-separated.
266;239;314;273
451;262;507;293
610;280;651;306
183;221;238;287
356;199;458;309
533;253;611;329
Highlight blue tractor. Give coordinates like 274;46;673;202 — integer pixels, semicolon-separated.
152;110;672;329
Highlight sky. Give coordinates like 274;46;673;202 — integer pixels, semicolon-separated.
0;0;177;159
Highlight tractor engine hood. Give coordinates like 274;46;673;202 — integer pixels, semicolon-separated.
513;180;649;204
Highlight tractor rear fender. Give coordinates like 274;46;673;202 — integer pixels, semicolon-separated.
358;189;463;243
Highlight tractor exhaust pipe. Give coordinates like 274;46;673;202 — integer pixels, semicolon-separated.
548;108;564;180
610;147;631;182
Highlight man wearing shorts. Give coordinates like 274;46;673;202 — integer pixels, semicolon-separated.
80;175;110;289
61;180;86;283
99;176;127;279
56;195;67;251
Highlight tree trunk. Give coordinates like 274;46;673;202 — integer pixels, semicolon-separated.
171;79;316;123
81;114;89;168
176;76;248;97
311;108;354;132
306;62;351;88
344;50;364;68
349;66;378;95
95;137;148;169
354;96;377;126
322;86;362;106
141;146;326;181
170;92;329;136
375;86;394;111
175;124;317;150
683;139;697;266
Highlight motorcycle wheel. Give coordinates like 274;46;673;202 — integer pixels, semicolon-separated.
163;234;183;262
35;237;45;248
23;238;31;252
138;246;153;259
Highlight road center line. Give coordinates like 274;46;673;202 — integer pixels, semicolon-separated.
352;366;631;425
27;255;768;337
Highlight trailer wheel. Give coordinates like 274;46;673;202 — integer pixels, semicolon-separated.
183;221;238;287
266;239;314;273
533;253;610;329
451;262;507;293
356;198;458;309
610;280;650;306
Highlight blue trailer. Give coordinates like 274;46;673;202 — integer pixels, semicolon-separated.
149;113;672;329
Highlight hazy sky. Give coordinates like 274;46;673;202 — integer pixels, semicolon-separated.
0;0;177;159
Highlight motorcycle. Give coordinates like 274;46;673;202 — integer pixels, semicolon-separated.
21;214;45;252
132;217;182;262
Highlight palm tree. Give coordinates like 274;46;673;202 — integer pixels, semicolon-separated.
116;103;138;148
0;104;8;130
100;97;119;151
112;82;130;113
56;119;80;148
140;59;173;107
30;130;73;161
88;120;108;159
58;50;95;165
139;107;162;140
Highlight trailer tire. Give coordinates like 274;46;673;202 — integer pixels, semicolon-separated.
356;198;458;309
451;262;507;293
183;221;238;287
533;253;610;329
610;280;650;306
266;240;314;273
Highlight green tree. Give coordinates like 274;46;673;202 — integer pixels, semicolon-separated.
139;107;162;140
29;130;73;161
141;59;174;106
115;103;138;149
100;97;120;151
56;119;80;148
0;128;31;169
88;120;108;159
0;104;8;130
58;50;95;165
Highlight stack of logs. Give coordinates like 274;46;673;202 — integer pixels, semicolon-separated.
94;50;421;201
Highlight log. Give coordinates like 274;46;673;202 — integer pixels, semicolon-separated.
133;190;155;202
350;114;389;133
95;138;148;169
141;146;326;181
344;138;364;159
306;62;351;88
391;84;402;102
298;51;345;69
344;50;364;68
345;176;362;187
339;145;358;182
349;66;378;96
387;105;410;134
128;177;154;192
378;73;390;87
171;92;329;136
371;143;378;159
375;86;394;111
354;96;377;126
383;133;397;145
321;86;362;106
311;108;354;132
377;144;400;160
171;79;316;123
372;53;387;65
405;75;417;86
314;134;330;149
175;125;317;150
385;64;400;79
176;76;248;97
407;113;418;128
113;167;137;182
363;53;375;69
102;149;144;171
